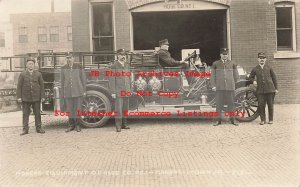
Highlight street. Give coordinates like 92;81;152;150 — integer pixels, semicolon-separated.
0;104;299;187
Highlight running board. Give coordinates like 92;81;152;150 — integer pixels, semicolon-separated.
145;103;210;107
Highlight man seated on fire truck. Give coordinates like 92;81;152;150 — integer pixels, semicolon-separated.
157;39;189;68
157;39;191;87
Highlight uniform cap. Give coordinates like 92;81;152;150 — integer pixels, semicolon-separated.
220;48;229;54
258;52;266;58
116;48;128;54
26;57;36;63
65;52;73;58
159;39;169;46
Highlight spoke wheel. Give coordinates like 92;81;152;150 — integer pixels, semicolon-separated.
235;87;259;122
79;90;112;128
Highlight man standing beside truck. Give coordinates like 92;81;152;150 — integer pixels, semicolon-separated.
211;48;239;126
17;58;45;135
110;49;131;132
61;52;86;133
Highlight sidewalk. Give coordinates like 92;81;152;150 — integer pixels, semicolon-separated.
0;111;66;128
0;111;23;128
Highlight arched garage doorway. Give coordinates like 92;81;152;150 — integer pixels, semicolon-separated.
130;1;230;65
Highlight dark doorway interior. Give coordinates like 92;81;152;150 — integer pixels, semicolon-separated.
132;10;227;65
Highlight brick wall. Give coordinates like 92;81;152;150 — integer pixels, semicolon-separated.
114;0;131;50
71;0;90;52
230;0;268;70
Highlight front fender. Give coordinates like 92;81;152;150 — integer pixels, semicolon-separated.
86;83;113;101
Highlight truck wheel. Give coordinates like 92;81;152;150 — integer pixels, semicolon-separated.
79;90;112;128
235;87;259;122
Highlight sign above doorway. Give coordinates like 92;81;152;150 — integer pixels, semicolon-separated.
125;0;231;10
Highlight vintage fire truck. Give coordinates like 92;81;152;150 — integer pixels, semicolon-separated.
0;50;259;127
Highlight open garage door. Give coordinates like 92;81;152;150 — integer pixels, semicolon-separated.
132;10;227;65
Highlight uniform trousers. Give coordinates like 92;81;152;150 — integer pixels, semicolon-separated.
257;93;275;122
22;101;41;131
215;90;235;121
65;97;83;126
115;96;129;129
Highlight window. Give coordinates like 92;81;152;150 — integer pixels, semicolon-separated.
0;32;5;47
92;3;114;51
50;26;59;42
67;26;72;41
18;27;28;43
276;3;295;51
38;27;47;42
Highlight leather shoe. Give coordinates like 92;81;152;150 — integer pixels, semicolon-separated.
76;125;81;132
231;120;239;126
121;125;130;129
65;126;75;133
116;128;121;132
213;121;221;126
20;130;29;136
259;121;265;125
268;121;273;124
36;128;45;134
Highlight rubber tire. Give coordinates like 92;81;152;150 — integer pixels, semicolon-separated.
79;90;112;128
235;87;259;122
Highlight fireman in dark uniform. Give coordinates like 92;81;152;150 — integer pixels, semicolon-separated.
17;58;45;135
110;49;131;132
211;48;239;126
61;52;86;132
157;39;189;68
249;52;278;125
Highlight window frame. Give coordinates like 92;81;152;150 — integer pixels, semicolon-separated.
275;3;296;52
91;2;114;52
49;26;59;42
67;26;72;41
38;26;47;42
18;27;28;43
0;32;5;47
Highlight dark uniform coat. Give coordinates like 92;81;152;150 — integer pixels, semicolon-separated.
249;65;278;94
61;63;86;98
109;60;131;97
17;70;45;102
158;49;182;67
210;60;239;91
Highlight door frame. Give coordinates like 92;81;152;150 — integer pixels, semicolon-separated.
129;0;232;59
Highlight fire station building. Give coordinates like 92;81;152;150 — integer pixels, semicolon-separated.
71;0;300;104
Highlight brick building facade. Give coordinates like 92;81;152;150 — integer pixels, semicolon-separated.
6;12;72;88
10;12;72;55
71;0;300;104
